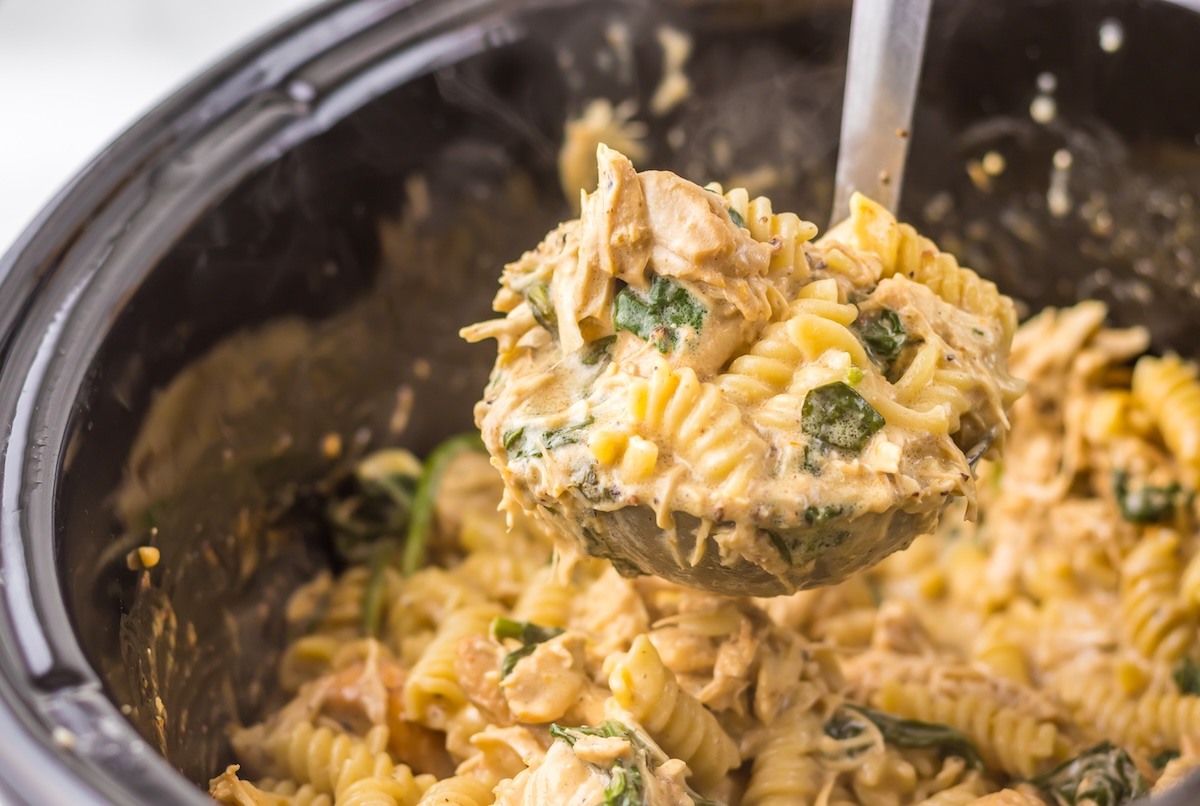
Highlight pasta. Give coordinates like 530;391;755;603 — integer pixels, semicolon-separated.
1132;354;1200;485
211;163;1200;805
1118;527;1194;663
414;775;494;806
867;679;1061;778
741;709;827;806
268;723;399;798
462;146;1023;594
403;605;504;729
607;634;741;789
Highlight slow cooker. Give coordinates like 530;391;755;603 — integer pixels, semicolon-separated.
2;0;1200;802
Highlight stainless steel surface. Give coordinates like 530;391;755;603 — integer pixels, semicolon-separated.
830;0;931;226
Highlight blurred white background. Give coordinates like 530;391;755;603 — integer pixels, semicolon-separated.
0;0;315;254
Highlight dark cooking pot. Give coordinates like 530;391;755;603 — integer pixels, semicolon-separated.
1;0;1199;802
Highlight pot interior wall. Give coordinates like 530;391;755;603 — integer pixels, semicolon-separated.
50;0;1200;784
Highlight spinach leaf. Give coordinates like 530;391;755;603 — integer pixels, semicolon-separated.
1112;471;1184;524
503;417;595;460
823;711;867;741
614;274;706;353
826;706;984;770
1032;742;1148;806
1150;749;1180;771
502;427;526;452
580;335;617;366
325;449;421;563
854;309;907;373
728;207;746;228
500;644;537;677
549;721;631;746
545;418;594;450
801;382;886;452
526;283;557;333
800;438;833;475
550;722;726;806
362;550;392;638
767;530;792;565
492;617;565;677
804;505;846;526
603;762;644;806
401;433;487;576
492;617;564;647
1172;657;1200;696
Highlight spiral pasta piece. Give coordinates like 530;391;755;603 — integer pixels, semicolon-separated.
741;713;826;806
335;766;431;806
414;775;494;806
269;723;396;799
1131;354;1200;484
869;679;1060;777
608;634;741;789
1181;550;1200;613
717;281;862;409
629;361;767;493
510;566;574;629
1119;526;1195;662
846;193;1017;341
1055;670;1200;754
713;184;818;280
264;779;333;806
403;605;503;728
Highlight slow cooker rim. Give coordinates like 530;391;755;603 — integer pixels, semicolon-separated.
0;1;437;803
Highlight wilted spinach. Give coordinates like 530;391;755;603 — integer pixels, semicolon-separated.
824;706;984;769
1112;471;1185;524
1172;657;1200;696
853;309;908;374
1031;742;1148;806
802;382;886;452
492;617;564;677
503;417;595;461
526;283;557;334
401;433;488;576
614;274;706;353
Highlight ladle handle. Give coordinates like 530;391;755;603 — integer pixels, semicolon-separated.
830;0;932;228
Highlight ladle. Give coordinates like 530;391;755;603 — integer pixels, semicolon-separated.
544;0;953;596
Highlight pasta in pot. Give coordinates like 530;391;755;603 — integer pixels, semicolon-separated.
211;296;1200;805
461;147;1023;594
209;160;1200;806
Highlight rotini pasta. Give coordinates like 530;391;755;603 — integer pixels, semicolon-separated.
628;360;767;493
1132;354;1200;484
510;566;574;629
868;679;1062;777
1118;527;1195;662
840;194;1018;343
268;723;398;799
608;634;741;789
215;154;1200;805
414;775;494;806
403;605;503;729
1054;669;1200;755
742;707;831;806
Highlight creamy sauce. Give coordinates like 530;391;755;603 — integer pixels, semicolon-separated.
463;146;1023;593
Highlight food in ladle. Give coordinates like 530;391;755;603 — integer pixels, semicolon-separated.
462;146;1024;595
